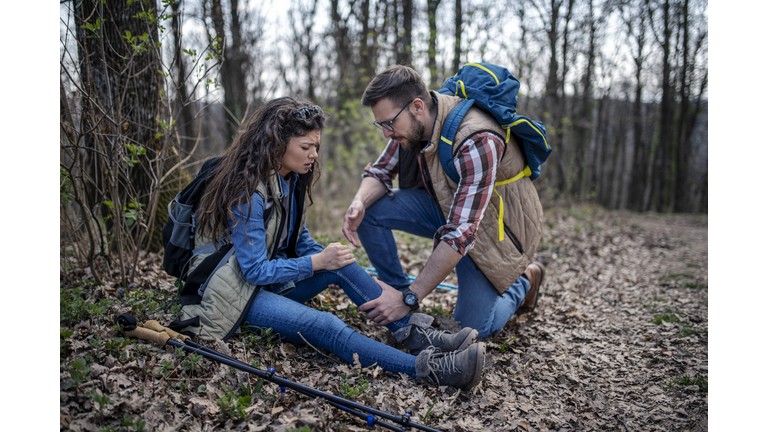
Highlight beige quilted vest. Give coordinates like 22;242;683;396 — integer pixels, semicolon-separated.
180;171;308;340
425;93;543;294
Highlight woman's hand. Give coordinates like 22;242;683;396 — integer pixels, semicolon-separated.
311;242;356;271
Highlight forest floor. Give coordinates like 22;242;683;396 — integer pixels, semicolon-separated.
60;205;708;432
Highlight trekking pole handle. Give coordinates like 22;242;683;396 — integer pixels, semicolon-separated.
123;326;171;346
144;320;190;341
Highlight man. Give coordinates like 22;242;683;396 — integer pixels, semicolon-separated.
343;65;546;339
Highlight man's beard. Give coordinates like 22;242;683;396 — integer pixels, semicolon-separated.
396;111;426;150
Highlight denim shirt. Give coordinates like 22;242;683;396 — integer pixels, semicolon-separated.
229;172;324;289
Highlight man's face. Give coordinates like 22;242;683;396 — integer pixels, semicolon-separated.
371;98;425;150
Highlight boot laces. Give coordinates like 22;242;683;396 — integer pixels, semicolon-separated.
416;326;450;346
428;351;460;383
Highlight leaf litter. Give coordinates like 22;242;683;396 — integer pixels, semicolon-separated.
60;207;707;431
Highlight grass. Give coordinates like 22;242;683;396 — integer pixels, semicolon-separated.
669;374;708;392
676;325;707;338
652;313;684;325
685;282;707;289
668;273;694;280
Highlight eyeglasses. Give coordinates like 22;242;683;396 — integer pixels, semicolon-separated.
293;105;322;120
372;99;415;132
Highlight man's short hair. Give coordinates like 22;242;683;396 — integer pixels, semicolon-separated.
361;65;432;109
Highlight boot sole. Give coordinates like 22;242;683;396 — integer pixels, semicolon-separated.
461;342;486;391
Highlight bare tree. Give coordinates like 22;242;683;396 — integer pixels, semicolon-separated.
453;0;463;72
61;0;218;285
645;0;674;212
673;0;708;212
427;0;443;88
622;0;652;211
208;0;250;140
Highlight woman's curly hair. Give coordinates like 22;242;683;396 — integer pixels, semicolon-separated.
196;96;326;243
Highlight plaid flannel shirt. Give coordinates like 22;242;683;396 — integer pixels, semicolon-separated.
363;132;505;255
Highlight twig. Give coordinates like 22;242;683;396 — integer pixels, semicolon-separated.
296;332;342;365
617;415;630;431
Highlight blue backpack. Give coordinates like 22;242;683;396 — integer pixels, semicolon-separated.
437;62;550;183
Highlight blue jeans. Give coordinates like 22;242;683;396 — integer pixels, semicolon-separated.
356;189;531;338
244;263;417;376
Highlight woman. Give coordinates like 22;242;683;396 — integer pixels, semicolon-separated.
179;97;485;390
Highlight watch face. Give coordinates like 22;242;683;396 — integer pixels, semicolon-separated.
405;293;417;306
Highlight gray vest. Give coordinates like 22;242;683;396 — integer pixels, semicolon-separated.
180;171;311;340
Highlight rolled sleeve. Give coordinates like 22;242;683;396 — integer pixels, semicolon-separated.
435;132;505;256
363;139;400;194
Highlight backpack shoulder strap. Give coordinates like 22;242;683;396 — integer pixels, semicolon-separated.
439;99;475;184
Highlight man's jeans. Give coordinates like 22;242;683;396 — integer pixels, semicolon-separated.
357;188;530;338
244;263;417;376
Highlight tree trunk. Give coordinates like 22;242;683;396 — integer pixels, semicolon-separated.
576;0;595;200
651;0;675;212
453;0;462;72
210;0;249;140
427;0;443;88
172;0;195;154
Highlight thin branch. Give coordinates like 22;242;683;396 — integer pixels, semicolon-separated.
296;332;342;365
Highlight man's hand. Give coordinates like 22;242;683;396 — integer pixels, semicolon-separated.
342;200;366;247
359;279;411;326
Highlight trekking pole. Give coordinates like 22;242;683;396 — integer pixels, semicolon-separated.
116;314;444;432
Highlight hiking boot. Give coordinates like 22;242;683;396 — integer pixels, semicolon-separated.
517;261;546;315
393;313;478;355
415;343;486;391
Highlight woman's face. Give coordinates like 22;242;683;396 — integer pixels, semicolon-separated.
278;129;321;178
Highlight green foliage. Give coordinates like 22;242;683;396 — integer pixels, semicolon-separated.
422;400;438;422
105;337;131;361
122;413;147;432
652;313;684;325
89;336;102;350
340;372;370;398
67;358;92;392
181;353;204;375
60;285;112;326
121;30;151;55
60;167;74;206
61;327;74;356
499;337;518;352
125;143;147;168
241;326;282;352
669;374;708;392
172;380;190;394
79;18;104;38
286;427;315;432
686;263;702;268
217;383;254;420
155;360;175;378
120;284;177;322
675;325;704;338
90;390;114;414
685;282;707;289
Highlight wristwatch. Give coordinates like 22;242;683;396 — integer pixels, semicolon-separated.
402;288;420;311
